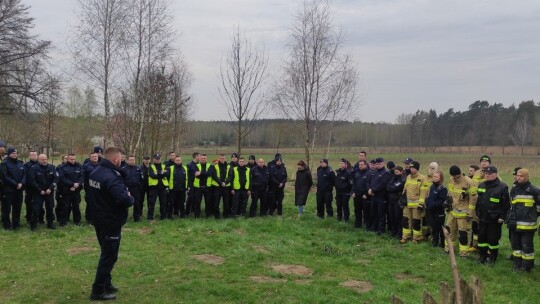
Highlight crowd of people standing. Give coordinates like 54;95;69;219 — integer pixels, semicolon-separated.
1;142;539;274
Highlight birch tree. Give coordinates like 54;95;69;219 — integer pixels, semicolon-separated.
273;0;359;169
219;26;268;155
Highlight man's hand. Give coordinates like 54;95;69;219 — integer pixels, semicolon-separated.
195;171;201;177
231;190;235;195
73;183;80;188
498;218;504;224
40;190;45;195
70;187;76;191
16;183;22;190
247;191;251;196
45;189;51;195
352;193;356;198
221;182;226;187
279;183;283;188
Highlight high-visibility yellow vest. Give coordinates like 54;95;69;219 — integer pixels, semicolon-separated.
232;166;250;190
169;165;188;190
211;163;230;187
149;164;169;187
193;163;212;188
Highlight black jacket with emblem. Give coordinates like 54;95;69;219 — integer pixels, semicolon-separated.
507;181;540;231
476;178;510;223
88;159;134;228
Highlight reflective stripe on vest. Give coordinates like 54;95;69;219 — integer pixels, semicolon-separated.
516;221;539;230
211;163;230;187
169;165;188;190
194;163;212;188
490;197;500;203
512;195;535;207
407;199;419;207
149;164;169;187
451;209;468;218
232;167;250;190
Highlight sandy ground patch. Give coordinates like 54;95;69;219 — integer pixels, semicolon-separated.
138;227;153;235
252;246;270;254
294;279;312;285
67;247;96;256
249;276;287;283
272;264;313;276
193;254;225;265
394;273;425;283
233;228;246;236
340;280;374;293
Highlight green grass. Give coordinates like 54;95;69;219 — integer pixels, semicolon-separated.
2;152;540;303
1;192;539;303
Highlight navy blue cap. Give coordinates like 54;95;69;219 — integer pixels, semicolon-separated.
153;153;161;159
404;157;414;164
0;140;5;148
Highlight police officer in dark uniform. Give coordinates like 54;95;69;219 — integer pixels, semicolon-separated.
247;155;256;169
124;155;143;221
24;150;39;224
249;158;269;217
368;157;390;235
57;153;84;226
168;156;188;218
334;158;353;222
193;154;213;218
0;147;26;230
352;160;370;228
476;166;510;264
84;146;103;165
83;152;100;224
268;156;287;216
27;154;57;230
140;156;151;211
316;159;335;219
88;147;134;301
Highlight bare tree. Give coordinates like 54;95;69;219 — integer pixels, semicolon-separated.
39;74;62;157
219;26;268;155
273;0;359;169
0;0;53;111
69;0;129;147
511;114;530;155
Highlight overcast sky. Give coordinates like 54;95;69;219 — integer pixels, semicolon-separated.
25;0;540;123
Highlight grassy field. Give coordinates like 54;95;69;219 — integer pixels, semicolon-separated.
1;153;540;303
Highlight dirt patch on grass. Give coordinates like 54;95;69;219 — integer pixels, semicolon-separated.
193;254;225;265
249;276;287;283
67;247;96;256
340;280;374;293
272;264;313;277
138;227;153;235
82;236;96;243
234;228;246;236
294;279;312;285
252;246;270;254
354;259;370;265
395;273;425;283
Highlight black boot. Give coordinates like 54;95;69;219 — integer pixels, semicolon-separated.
478;254;487;264
90;287;116;301
47;223;56;229
513;257;522;271
106;284;119;293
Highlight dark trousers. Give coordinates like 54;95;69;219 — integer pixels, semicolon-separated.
128;186;142;221
316;191;333;218
25;191;43;223
250;188;267;217
427;208;445;246
167;190;186;218
186;187;196;216
32;193;55;228
335;192;350;221
85;193;93;223
369;196;386;234
213;186;230;218
388;197;403;238
92;225;122;293
478;221;502;261
62;192;81;225
193;187;213;218
55;191;62;224
232;190;249;217
353;195;366;228
268;189;284;216
148;187;167;220
1;191;23;229
511;230;536;270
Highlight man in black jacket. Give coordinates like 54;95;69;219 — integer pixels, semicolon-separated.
249;158;269;217
24;150;39;224
124;155;143;221
334;158;352;222
268;157;287;216
83;152;100;224
57;153;84;226
368;157;390;235
352;160;370;228
27;154;57;230
185;152;200;217
88;147;134;301
316;159;335;219
168;156;188;218
0;147;26;230
211;154;230;218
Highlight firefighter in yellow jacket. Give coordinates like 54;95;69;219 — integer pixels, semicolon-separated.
445;165;478;257
400;161;426;243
